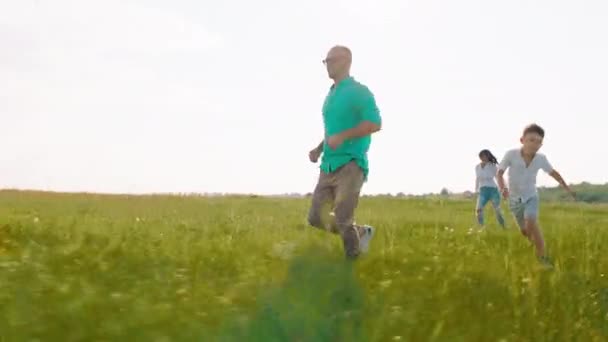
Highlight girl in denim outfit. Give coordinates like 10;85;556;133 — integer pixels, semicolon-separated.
475;149;506;228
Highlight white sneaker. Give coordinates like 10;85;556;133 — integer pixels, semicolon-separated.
359;225;375;253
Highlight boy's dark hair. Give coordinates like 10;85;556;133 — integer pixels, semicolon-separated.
523;123;545;138
479;149;498;164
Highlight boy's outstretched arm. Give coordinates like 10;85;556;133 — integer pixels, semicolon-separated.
496;151;511;199
549;170;576;199
496;169;509;199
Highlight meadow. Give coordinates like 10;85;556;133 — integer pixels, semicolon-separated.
0;190;607;341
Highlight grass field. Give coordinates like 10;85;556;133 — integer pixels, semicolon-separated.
1;190;607;341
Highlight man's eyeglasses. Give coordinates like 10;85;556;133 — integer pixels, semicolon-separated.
322;57;339;65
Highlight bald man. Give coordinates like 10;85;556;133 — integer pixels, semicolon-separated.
307;45;382;259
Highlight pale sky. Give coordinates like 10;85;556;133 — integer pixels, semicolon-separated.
2;0;607;195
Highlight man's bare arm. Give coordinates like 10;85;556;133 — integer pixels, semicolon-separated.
336;121;381;141
314;140;324;152
308;139;324;163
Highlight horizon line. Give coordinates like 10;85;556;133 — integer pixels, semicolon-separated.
1;181;605;198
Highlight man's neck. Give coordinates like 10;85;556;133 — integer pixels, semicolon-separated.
332;73;350;85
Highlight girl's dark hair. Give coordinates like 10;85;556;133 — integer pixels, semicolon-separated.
479;149;498;164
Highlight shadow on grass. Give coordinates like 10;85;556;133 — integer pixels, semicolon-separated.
213;247;368;342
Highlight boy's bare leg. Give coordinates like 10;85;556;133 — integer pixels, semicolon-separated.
519;224;532;241
524;219;546;258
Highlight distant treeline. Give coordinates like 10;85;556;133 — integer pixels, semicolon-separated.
358;182;608;204
2;182;606;203
538;182;608;203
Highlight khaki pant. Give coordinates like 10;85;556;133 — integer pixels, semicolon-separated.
307;160;365;258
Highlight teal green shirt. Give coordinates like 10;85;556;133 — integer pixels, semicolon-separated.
320;76;382;180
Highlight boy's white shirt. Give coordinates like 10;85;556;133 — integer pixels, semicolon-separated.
498;148;554;201
475;163;498;191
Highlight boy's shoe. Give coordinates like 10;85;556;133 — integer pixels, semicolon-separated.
359;225;375;253
538;255;554;270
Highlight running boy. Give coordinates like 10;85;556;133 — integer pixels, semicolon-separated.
496;123;576;267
